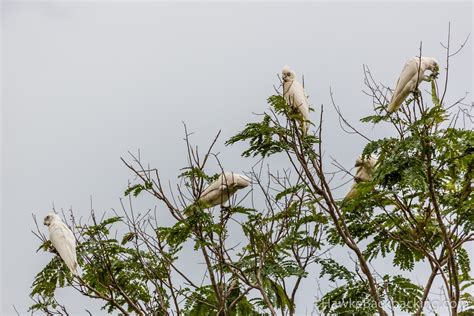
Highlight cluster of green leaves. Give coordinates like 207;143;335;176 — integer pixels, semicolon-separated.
179;167;221;184
458;246;474;314
30;257;71;312
183;284;261;316
315;257;376;314
233;212;301;314
226;113;291;158
232;191;326;314
124;180;153;197
316;258;423;314
226;95;319;158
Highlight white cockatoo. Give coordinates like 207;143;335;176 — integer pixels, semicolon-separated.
44;213;78;275
387;57;439;113
198;172;251;208
345;155;378;200
282;65;310;134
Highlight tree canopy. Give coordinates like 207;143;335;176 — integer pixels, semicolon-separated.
30;43;473;316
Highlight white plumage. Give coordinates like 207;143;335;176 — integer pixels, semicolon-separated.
345;155;377;200
282;65;310;134
199;172;250;208
387;57;439;113
44;213;78;275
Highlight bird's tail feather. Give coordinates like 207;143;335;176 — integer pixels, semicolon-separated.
69;263;79;276
183;200;209;217
387;102;398;113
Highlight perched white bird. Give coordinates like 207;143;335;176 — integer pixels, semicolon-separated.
345;155;378;200
387;57;439;113
282;65;310;134
44;214;78;275
198;172;251;208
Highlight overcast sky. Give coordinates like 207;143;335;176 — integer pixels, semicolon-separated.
1;1;472;315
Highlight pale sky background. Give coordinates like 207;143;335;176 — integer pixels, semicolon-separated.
1;1;472;315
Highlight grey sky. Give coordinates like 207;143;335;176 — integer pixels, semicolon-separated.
1;1;472;315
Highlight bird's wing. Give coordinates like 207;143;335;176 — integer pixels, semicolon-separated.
201;178;222;198
291;82;310;132
388;58;420;112
283;81;293;105
218;174;234;200
50;223;77;274
199;175;230;207
287;81;309;108
355;165;370;182
284;81;310;131
397;58;419;87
